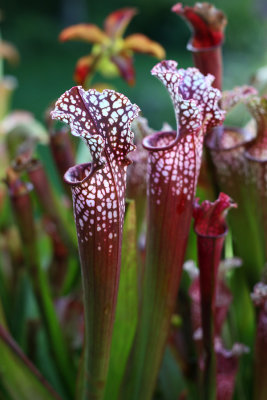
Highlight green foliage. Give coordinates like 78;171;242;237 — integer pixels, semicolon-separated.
0;2;266;400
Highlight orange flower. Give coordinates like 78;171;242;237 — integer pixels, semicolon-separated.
59;8;165;87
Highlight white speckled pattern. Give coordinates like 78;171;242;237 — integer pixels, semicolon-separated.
148;60;225;205
51;87;140;251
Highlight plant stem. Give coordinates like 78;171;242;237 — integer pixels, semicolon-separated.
49;126;75;197
7;169;75;397
26;159;77;253
197;235;224;400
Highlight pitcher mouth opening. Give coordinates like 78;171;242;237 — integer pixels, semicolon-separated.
187;39;223;53
143;130;182;152
64;162;94;186
194;225;228;239
205;125;255;151
245;149;267;164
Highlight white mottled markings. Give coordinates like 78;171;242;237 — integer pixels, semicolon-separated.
148;60;225;205
51;87;140;252
51;87;140;167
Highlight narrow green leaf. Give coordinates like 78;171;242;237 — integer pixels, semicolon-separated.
228;269;255;398
157;347;186;400
0;256;10;320
9;271;30;346
7;170;75;395
104;202;138;400
0;324;63;400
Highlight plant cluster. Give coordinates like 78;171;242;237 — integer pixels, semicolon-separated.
0;3;266;400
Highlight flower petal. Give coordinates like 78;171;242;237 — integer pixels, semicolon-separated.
73;55;96;85
111;51;135;85
59;23;107;44
172;3;227;48
124;33;165;59
104;8;137;38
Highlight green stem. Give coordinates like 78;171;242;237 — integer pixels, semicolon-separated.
0;290;62;400
8;173;75;397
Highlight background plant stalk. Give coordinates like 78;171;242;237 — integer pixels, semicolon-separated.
196;232;226;400
188;42;223;90
6;168;75;398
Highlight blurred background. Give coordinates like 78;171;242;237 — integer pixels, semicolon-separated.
0;2;266;397
1;0;267;129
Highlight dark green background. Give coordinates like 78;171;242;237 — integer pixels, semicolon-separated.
1;0;267;129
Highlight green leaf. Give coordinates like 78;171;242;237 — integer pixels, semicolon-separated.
9;272;31;346
0;305;62;400
157;347;186;400
228;269;255;398
104;202;138;400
